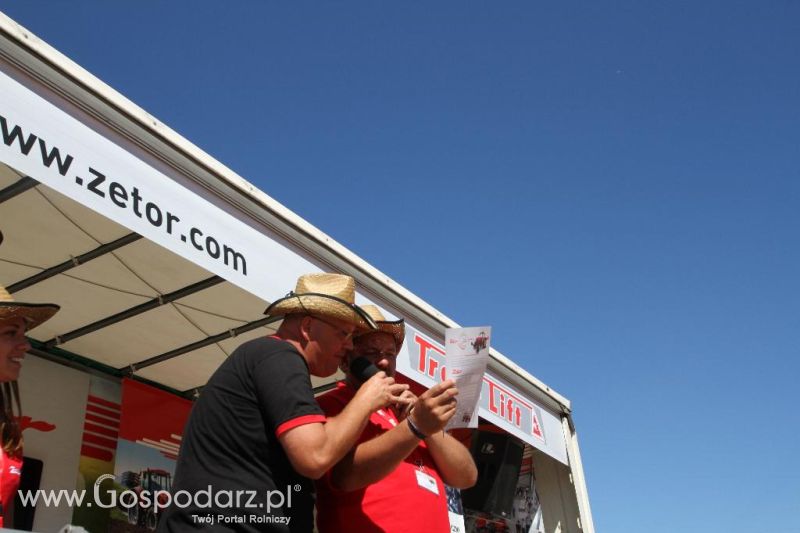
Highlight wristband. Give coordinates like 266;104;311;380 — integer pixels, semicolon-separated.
406;416;428;440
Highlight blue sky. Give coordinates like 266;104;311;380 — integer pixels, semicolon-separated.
3;2;799;532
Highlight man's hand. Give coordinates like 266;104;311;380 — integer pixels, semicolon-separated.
353;371;410;412
392;389;418;421
408;379;458;436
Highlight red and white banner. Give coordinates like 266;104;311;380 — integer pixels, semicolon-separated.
397;326;568;465
0;65;320;306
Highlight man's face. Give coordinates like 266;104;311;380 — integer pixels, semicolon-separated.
348;331;398;379
303;315;356;377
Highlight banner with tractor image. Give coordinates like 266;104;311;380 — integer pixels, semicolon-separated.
108;379;192;533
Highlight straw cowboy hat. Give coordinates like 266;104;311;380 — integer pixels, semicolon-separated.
0;230;60;330
356;304;405;350
265;273;377;331
0;285;60;331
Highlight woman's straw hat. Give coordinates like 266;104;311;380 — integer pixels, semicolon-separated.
0;230;60;330
265;273;377;331
0;285;60;331
356;304;405;350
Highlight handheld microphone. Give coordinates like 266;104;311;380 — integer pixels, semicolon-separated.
351;357;409;419
349;357;380;382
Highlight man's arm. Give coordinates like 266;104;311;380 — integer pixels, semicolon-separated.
278;372;408;480
329;417;422;490
424;431;478;489
329;380;459;491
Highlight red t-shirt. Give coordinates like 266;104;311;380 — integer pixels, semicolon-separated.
0;449;22;528
315;382;450;533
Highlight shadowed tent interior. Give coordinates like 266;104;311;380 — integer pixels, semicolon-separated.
0;161;344;397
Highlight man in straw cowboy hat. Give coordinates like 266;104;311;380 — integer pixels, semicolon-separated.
315;305;477;533
0;230;61;527
160;273;410;533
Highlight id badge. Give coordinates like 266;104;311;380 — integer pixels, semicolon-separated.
415;469;439;495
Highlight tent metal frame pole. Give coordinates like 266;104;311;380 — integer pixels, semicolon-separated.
7;232;143;293
131;315;281;371
44;275;225;347
27;344;192;400
0;176;38;203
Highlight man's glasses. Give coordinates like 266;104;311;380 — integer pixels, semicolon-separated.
312;316;355;341
355;348;398;361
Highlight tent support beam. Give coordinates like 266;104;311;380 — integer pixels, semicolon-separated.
44;275;225;347
27;342;192;400
131;315;282;371
7;232;143;293
0;176;38;203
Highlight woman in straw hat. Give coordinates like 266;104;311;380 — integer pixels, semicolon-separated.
0;233;60;527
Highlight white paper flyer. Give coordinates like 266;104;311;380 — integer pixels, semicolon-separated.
445;326;491;429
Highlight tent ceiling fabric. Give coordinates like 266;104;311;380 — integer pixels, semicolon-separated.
0;162;343;395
